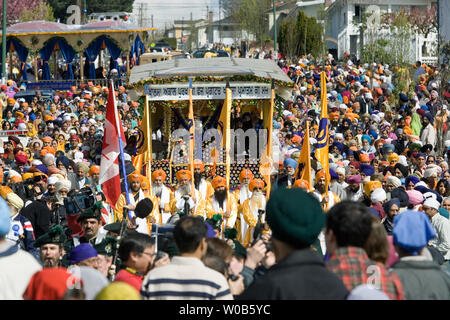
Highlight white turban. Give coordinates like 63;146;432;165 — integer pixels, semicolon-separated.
336;166;346;175
55;179;71;192
370;188;387;204
424;167;438;178
47;176;59;185
387;176;402;188
6;193;24;211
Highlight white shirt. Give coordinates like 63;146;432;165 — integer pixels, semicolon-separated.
429;213;450;260
0;242;42;300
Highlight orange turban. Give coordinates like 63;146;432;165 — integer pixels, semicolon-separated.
211;176;227;189
193;159;204;172
127;173;143;183
293;179;310;190
10;175;22;183
0;185;13;199
359;153;370;163
176;169;191;181
43;146;55;155
40;149;49;157
403;126;413;135
363;181;382;197
44;115;54;122
7;98;15;104
249;179;265;192
315;169;327;183
22;172;34;181
89;165;100;176
151;169;167;182
141;177;150;190
15;112;24;119
42;137;53;143
239;169;254;182
329;112;340;121
291;135;301;144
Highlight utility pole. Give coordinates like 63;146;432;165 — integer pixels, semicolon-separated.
273;0;277;57
151;14;154;40
190;12;193;51
138;3;144;27
1;0;6;83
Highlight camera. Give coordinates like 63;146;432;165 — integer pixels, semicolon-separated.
64;187;96;215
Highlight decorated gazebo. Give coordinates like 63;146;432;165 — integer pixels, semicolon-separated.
129;57;294;187
0;20;155;81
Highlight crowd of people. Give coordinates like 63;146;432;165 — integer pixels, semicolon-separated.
0;49;450;300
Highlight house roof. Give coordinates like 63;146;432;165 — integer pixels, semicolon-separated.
129;57;293;84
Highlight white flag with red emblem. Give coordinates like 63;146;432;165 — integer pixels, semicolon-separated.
99;83;126;208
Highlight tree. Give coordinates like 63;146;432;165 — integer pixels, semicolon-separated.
238;0;271;47
0;0;42;26
47;0;135;23
278;10;324;58
279;17;298;58
21;1;55;23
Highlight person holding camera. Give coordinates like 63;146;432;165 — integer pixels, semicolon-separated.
238;187;348;300
205;176;238;231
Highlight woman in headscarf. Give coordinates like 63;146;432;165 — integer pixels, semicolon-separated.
410;112;423;136
26;122;37;138
57;134;67;152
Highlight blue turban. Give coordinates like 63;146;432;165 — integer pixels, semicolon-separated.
332;141;344;153
36;164;48;175
368;130;378;140
382;143;395;154
56;156;70;170
399;93;409;102
29;113;37;121
405;176;420;187
347;149;354;157
329;169;339;180
383;198;401;214
393;210;436;256
273;120;281;129
417;153;427;159
360;164;375;176
423;112;433;123
362;135;372;144
205;222;216;238
283;158;297;170
420;105;429;111
70;243;98;265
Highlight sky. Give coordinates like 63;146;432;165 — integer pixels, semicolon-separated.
132;0;222;30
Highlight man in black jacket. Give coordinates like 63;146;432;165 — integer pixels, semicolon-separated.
238;188;348;300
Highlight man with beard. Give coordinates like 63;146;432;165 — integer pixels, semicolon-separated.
150;169;173;225
275;158;297;188
52;179;72;235
88;165;101;193
34;225;66;268
205;176;238;230
232;169;254;242
114;173;159;235
193;159;214;199
68;162;90;191
170;169;205;218
313;169;341;211
241;179;266;246
345;174;364;202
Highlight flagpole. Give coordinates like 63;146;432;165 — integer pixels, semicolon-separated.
111;80;132;220
188;78;196;203
145;95;152;195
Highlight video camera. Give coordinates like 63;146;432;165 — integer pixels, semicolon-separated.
253;209;272;252
150;224;175;261
64;187;96;215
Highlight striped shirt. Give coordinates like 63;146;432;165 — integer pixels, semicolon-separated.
140;256;233;300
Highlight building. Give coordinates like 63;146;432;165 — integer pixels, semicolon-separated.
325;0;438;64
165;12;255;51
